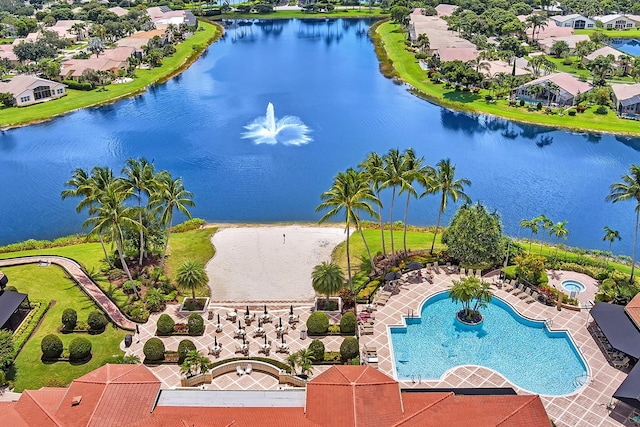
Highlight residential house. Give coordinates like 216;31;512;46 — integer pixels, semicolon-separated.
592;14;636;30
434;3;458;18
47;20;85;41
627;15;640;27
60;47;134;79
584;46;633;74
484;60;530;77
108;6;129;17
0;75;66;106
513;72;593;105
146;6;197;27
0;45;19;67
538;34;591;54
526;25;573;42
0;364;551;426
549;14;596;29
438;47;479;62
409;13;477;60
611;83;640;115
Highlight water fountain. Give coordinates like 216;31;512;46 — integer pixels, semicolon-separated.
241;103;312;146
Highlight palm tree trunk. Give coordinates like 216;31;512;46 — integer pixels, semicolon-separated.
98;233;113;268
159;212;173;274
377;190;386;257
607;241;612;268
555;238;559;262
529;231;533;253
116;233;134;283
631;209;639;282
403;192;410;257
430;195;444;254
359;227;376;275
346;222;352;292
138;207;144;267
389;187;396;262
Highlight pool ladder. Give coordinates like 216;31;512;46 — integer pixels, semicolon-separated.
544;319;553;329
574;374;591;388
407;308;416;318
411;374;422;384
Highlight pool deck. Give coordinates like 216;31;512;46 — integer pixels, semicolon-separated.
360;269;632;427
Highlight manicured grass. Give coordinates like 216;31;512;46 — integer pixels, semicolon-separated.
545;55;635;83
0;21;220;129
5;264;125;391
332;227;445;273
377;21;640;135
211;8;387;20
166;228;216;298
575;28;640;39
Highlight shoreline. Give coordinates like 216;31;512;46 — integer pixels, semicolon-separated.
373;20;640;137
0;21;223;131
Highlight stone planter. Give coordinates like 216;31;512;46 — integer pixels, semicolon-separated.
178;297;210;315
455;310;483;328
314;297;342;313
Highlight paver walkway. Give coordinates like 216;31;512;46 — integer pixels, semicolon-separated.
0;256;135;330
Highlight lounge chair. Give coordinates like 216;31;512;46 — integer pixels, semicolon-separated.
364;356;378;369
236;365;245;376
613;356;630;369
526;291;538;304
628;409;640;427
460;267;466;276
359;324;374;335
512;284;526;296
519;288;532;300
245;364;252;375
433;262;440;274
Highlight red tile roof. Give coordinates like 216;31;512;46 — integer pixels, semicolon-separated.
0;402;31;427
626;293;640;329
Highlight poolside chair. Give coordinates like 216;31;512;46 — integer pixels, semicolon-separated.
433;262;440;274
364;356;378;369
236;365;245;376
628;409;640;427
527;291;538;304
613;356;630;369
359;324;374;336
519;288;532;300
245;364;253;375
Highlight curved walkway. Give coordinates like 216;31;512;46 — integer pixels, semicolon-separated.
0;256;135;330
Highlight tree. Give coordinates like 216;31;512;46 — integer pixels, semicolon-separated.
448;275;493;322
442;203;502;269
416;34;430;53
606;165;640;282
544;81;560;106
514;254;546;285
0;92;14;107
588;55;614;83
316;168;379;291
0;329;15;369
152;172;194;275
535;214;553;254
180;349;211;377
122;158;157;266
549;220;569;261
390;6;410;27
88;36;104;58
602;226;621;268
466;57;490;74
399;148;425;256
311;262;344;304
380;148;408;262
525;14;547;43
359;152;386;257
296;348;315;377
519;217;539;252
528;55;556;78
176;260;208;305
550;40;570;58
421;159;471;255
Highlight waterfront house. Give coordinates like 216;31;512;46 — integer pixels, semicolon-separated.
526;25;573;42
0;75;66;106
549;14;596;29
60;47;134;80
584;46;633;74
146;6;196;27
108;6;129;17
513;72;592;106
592;14;636;30
538;34;591;54
611;83;640;116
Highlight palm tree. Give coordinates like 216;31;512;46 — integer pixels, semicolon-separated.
176;260;208;305
519;217;539;252
311;262;344;305
399;148;425;256
84;180;138;286
296;348;315;377
544;81;560;106
536;214;553;254
466;57;490;74
286;352;299;375
122;158;157;267
359;152;386;257
180;349;211;377
381;148;410;262
152;172;195;274
448;275;492;322
420;159;471;255
602;226;621;268
549;221;569;261
606;165;640;282
525;14;547;43
416;34;430;53
527;83;545;101
316;168;379;291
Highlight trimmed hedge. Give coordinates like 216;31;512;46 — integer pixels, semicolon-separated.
178;339;196;364
62;79;93;91
62;308;77;330
41;334;63;359
340;337;359;362
188;313;204;336
308;339;325;362
157;314;175;335
14;300;49;354
69;337;92;361
87;310;108;331
144;338;165;361
339;312;357;334
306;311;329;335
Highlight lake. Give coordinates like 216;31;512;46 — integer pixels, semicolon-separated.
1;18;640;255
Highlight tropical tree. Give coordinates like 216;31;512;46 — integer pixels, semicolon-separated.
380;148;406;262
549;220;569;261
152;172;195;274
466;57;490;74
519;217;540;252
359;152;386;257
316;168;379;291
602;226;621;267
448;275;493;322
286;352;299;375
528;56;556;77
311;262;344;304
399;148;426;256
525;14;547;42
88;37;105;57
180;349;211;377
421;159;471;255
175;260;208;305
296;348;315;377
536;214;553;254
122;158;157;266
544;81;560;106
589;54;615;83
549;40;570;58
416;34;430;53
606;165;640;282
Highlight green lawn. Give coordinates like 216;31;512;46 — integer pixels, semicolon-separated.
5;264;125;391
378;21;640;135
575;28;640;39
545;55;635;83
166;228;216;297
0;21;220;128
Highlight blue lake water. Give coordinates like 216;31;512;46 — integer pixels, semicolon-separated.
2;18;640;254
390;292;588;396
611;38;640;56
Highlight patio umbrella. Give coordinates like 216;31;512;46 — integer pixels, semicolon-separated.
214;336;218;347
406;261;424;271
238;321;242;330
290;305;294;316
242;335;246;345
281;335;285;344
385;271;401;281
264;336;268;346
246;306;250;316
279;317;282;328
258;318;262;327
217;313;220;324
264;304;268;314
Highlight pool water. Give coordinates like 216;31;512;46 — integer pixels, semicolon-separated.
611;38;640;56
561;280;586;293
390;292;588;395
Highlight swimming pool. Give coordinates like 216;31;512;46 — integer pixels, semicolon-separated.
390;292;588;396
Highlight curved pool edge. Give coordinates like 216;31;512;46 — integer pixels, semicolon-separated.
386;289;591;398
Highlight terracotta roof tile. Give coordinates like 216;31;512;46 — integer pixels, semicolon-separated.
626;293;640;329
132;407;319;427
14;390;62;427
0;402;31;427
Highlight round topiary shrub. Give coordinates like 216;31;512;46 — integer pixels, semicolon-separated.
308;339;325;362
62;308;77;330
339;312;357;334
536;102;543;111
41;334;63;359
87;311;108;331
519;99;525;107
69;337;92;361
157;314;175;335
177;339;196;364
340;337;359;362
143;337;165;361
306;311;329;335
188;313;204;336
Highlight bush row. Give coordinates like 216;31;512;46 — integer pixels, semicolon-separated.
13;300;49;354
306;311;357;335
41;334;92;361
61;309;108;332
156;313;204;336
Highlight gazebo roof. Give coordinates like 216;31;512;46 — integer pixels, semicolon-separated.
0;290;28;328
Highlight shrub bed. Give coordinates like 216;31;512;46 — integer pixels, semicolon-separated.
313;351;342;365
13;300;49;354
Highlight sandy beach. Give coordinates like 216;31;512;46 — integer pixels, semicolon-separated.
206;225;347;303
